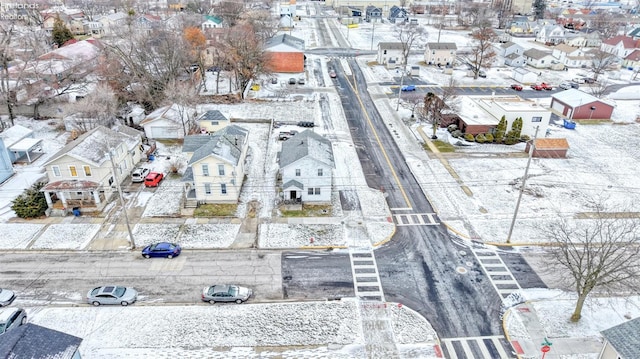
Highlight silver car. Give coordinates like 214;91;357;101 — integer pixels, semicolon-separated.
0;288;16;307
0;308;27;335
87;286;138;306
201;285;252;304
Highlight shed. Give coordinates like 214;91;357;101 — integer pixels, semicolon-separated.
140;104;196;139
525;138;569;158
550;89;614;120
511;67;538;83
0;124;42;163
599;317;640;359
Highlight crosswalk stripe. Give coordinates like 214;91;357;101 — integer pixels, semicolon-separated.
477;337;491;357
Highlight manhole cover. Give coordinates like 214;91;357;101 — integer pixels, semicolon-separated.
459;250;467;256
456;266;468;274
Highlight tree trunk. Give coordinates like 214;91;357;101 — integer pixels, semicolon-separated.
6;102;15;126
571;291;588;322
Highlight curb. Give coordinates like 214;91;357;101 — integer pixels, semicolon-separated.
502;308;523;359
373;222;397;247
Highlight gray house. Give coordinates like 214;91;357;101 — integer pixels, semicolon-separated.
0;323;82;359
387;5;408;23
365;5;382;22
279;130;334;203
599;317;640;359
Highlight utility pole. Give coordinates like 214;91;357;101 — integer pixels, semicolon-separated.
370;17;376;51
506;126;539;244
107;142;136;250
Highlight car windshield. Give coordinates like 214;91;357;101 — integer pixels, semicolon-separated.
228;286;238;296
113;287;126;297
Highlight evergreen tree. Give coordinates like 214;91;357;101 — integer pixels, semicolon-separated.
505;117;523;145
495;116;507;143
52;16;73;47
11;182;48;218
533;0;546;20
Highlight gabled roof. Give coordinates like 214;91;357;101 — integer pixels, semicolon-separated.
197;110;228;123
187;125;248;166
44;125;140;167
523;48;552;59
204;15;222;24
506;53;524;60
378;42;403;50
140;104;195;126
602;35;640;48
427;42;457;50
629;27;640;38
283;179;304;189
280;130;334;168
601;317;640;359
553;43;576;53
265;34;305;51
0;125;33;147
500;41;518;48
0;323;82;359
552;88;613;108
625;49;640;61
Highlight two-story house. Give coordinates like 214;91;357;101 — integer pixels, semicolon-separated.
201;15;223;31
279;130;334;203
536;25;566;45
623;49;640;71
424;42;457;66
365;6;382;22
600;35;640;59
377;42;404;68
40;126;143;215
387;5;408;23
197;110;230;134
499;41;526;67
181;125;249;206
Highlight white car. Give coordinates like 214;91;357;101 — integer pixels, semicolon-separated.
0;288;16;307
131;167;150;183
0;308;27;335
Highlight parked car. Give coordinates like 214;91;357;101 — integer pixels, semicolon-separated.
572;77;586;84
531;84;543;91
271;77;278;84
0;288;16;307
141;242;181;259
288;78;296;85
401;85;416;91
478;70;487;78
540;82;553;90
297;121;315;127
510;84;523;91
144;172;164;187
297;78;305;85
329;71;337;78
131;167;150;183
0;308;27;335
583;77;596;84
87;286;138;306
201;285;252;304
559;82;572;90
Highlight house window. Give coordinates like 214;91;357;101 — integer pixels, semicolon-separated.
202;164;209;176
432;50;435;54
318;168;323;176
204;183;211;194
308;188;314;195
83;165;92;176
218;164;225;176
211;121;219;126
295;169;301;176
383;50;387;54
532;116;542;122
52;166;61;177
315;188;321;195
221;183;227;194
69;166;78;177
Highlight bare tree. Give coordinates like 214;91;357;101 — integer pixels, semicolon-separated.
418;77;458;138
539;200;640;322
589;12;621;39
240;9;280;43
0;24;17;125
163;79;199;137
394;22;427;110
588;79;608;98
222;23;270;98
61;83;119;133
214;0;245;27
465;23;496;79
590;49;616;81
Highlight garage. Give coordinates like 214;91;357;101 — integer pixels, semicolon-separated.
150;126;180;139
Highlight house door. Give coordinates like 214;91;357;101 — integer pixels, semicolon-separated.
289;190;297;200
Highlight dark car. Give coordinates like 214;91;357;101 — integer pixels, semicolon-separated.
144;172;164;187
297;121;315;127
201;285;252;304
142;242;182;259
288;78;296;85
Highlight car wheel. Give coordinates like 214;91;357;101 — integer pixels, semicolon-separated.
167;254;173;259
121;301;129;306
209;299;215;304
235;299;243;304
144;254;150;259
92;301;101;306
21;317;27;325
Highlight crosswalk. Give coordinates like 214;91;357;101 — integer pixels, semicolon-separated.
393;212;439;226
472;248;522;299
441;335;514;359
349;248;385;301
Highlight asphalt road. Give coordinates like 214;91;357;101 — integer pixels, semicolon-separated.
0;250;283;306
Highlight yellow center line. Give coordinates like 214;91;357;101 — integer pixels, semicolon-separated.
345;67;412;209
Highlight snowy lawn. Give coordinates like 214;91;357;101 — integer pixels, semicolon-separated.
178;222;241;248
0;223;45;249
258;223;346;248
141;175;183;217
131;224;181;247
30;224;101;250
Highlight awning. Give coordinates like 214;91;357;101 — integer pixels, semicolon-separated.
9;138;43;163
41;179;101;191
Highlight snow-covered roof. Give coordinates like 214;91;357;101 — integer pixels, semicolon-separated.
197;110;228;123
140;104;196;125
552;89;614;108
0;125;33;147
601;317;640;358
188;125;248;166
265;34;305;51
524;48;552;59
280;130;334;168
9;138;42;152
0;323;82;359
44;125;140;167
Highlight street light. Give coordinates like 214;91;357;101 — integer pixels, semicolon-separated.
589;106;596;120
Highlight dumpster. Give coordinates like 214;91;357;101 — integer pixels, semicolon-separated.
563;119;576;129
72;207;81;217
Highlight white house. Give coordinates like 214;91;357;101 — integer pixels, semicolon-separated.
181;125;249;206
377;42;404;68
499;41;526;67
523;48;556;68
279;130;334;203
41;125;143;215
536;25;566;45
201;15;222;30
424;42;457;66
98;12;128;35
511;67;538;83
140;104;196;139
552;44;592;68
600;35;640;59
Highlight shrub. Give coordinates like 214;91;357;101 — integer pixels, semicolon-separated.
475;133;487;143
12;182;48;218
485;133;494;142
520;134;531;142
464;133;475;142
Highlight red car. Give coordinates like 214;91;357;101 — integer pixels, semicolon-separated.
144;172;164;187
540;82;553;90
531;84;543;91
510;84;523;91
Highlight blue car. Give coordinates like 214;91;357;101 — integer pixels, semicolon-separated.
141;242;181;259
401;85;416;91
